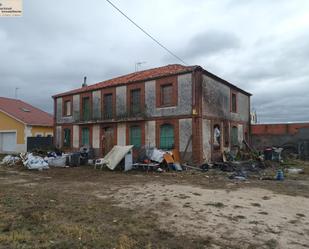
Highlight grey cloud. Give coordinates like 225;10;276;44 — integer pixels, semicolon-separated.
179;30;241;60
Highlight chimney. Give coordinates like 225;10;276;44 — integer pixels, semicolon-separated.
82;76;87;87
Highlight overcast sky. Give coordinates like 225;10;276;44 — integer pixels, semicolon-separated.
1;0;308;123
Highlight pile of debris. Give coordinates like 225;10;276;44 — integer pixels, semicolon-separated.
1;151;68;171
94;146;183;172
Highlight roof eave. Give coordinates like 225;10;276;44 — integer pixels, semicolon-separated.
52;68;197;98
201;69;252;96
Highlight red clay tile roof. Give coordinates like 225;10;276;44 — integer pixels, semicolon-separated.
53;64;199;98
0;97;53;126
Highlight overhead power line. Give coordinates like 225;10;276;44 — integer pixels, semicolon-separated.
105;0;188;65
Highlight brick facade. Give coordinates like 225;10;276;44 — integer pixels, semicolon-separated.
53;64;251;163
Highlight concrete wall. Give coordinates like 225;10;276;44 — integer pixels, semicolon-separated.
145;73;192;117
92;125;100;149
116;86;127;117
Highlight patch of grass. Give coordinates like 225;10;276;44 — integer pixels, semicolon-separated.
205;202;225;208
264;238;278;249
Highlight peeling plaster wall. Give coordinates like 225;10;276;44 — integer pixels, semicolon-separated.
92;91;101;120
179;118;192;153
117;123;126;146
202;75;249;122
73;95;80;121
55;126;62;148
145;121;156;147
56;98;62;123
202;119;212;162
116;86;127;117
145;73;192;117
73;125;79;148
238;124;244;148
92;125;100;149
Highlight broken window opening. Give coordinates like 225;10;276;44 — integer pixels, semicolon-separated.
213;124;221;150
64;100;71;116
63;128;71;147
231;92;237;113
160;84;173;106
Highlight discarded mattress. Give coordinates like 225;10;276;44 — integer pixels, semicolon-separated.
100;145;134;170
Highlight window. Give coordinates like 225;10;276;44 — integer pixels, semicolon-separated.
82;97;90;121
130;89;141;114
103;94;113;119
231;92;237;113
64;100;71;116
130;126;142;148
81;127;90;146
160;124;174;150
231;126;238;146
63;128;71;147
161;84;173;106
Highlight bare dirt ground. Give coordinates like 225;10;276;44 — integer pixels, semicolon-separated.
0;160;309;249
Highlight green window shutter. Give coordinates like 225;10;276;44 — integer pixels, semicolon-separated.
231;126;238;146
103;94;113;119
63;128;71;147
131;89;141;114
82;97;90;121
130;126;142;148
82;128;90;146
160;124;174;150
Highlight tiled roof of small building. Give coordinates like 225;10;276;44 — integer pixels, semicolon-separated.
0;97;53;126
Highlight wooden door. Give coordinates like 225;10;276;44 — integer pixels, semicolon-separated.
102;127;114;156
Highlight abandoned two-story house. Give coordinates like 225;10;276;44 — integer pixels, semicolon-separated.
53;64;251;163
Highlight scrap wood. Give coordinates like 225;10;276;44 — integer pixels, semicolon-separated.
163;153;174;164
172;149;181;163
